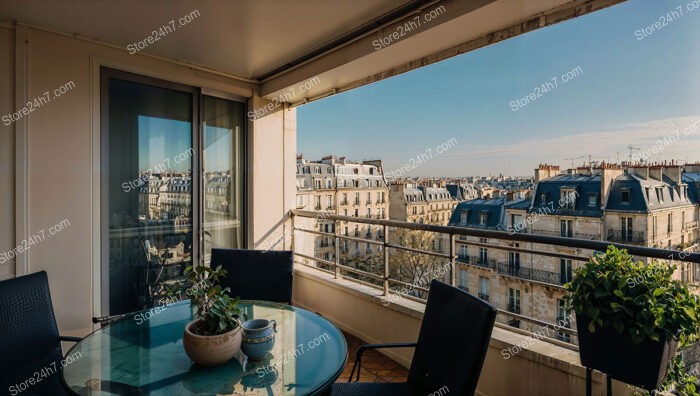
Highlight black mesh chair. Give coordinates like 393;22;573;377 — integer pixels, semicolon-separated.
332;280;497;396
0;271;82;395
211;248;294;304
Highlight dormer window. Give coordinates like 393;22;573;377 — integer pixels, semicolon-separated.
656;187;663;204
479;213;488;225
621;189;630;204
540;193;547;205
561;189;577;209
588;194;597;207
460;211;468;224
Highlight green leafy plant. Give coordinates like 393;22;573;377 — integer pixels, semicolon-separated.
165;265;240;336
565;246;700;395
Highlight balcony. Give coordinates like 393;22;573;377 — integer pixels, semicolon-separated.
0;0;675;394
457;255;497;270
291;208;698;393
531;229;601;241
606;229;646;244
684;220;699;230
497;262;563;286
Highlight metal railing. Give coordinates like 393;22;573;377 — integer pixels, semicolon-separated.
456;255;497;270
290;209;700;347
497;262;562;286
684;220;699;230
531;229;601;240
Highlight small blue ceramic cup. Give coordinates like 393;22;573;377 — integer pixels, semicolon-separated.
241;319;277;360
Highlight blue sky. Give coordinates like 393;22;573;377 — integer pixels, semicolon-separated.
298;0;700;176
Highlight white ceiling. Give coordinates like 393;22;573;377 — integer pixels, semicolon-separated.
0;0;412;78
0;0;625;100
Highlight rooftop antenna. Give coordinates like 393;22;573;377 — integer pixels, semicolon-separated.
563;155;584;169
588;155;608;167
627;144;640;162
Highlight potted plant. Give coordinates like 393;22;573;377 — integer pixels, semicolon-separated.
565;246;700;393
166;264;242;366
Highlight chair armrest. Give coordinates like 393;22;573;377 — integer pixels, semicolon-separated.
59;335;82;343
349;343;417;382
92;313;128;326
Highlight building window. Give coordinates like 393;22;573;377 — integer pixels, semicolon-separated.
458;270;468;291
621;217;633;241
508;246;520;274
652;216;658;238
459;245;468;260
588;194;597;207
315;196;321;209
656;187;663;203
556;299;572;342
478;213;488;225
668;213;673;234
560;259;573;285
460;211;468;224
479;244;488;264
560;220;573;238
508;288;521;314
561;189;576;209
478;277;489;301
621;189;630;204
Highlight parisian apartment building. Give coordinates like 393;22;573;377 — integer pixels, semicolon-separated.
448;162;700;348
295;155;389;267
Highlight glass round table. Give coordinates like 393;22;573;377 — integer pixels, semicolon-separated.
62;300;347;395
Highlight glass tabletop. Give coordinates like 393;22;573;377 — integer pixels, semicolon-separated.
62;300;347;395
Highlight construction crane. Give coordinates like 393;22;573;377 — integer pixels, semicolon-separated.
563;155;584;169
627;144;640;163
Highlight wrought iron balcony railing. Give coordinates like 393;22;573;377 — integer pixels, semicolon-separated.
531;229;601;240
290;209;700;348
497;262;562;285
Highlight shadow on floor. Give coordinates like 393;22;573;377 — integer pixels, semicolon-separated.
336;331;409;383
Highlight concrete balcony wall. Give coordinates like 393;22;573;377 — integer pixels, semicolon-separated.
293;265;630;396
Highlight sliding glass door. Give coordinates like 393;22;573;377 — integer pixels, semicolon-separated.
101;69;245;315
202;96;245;263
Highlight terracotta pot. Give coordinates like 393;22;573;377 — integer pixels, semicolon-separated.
183;319;242;366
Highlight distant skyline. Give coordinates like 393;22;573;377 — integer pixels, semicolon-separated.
298;0;700;176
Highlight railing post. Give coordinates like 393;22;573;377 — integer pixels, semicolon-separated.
450;233;456;287
290;212;295;254
383;225;389;296
334;219;340;279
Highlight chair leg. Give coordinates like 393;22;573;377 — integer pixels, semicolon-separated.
586;367;592;396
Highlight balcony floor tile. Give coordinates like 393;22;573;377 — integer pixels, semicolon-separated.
336;331;409;383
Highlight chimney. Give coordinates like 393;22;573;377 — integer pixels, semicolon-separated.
534;164;560;182
649;164;663;181
628;165;649;180
599;162;623;208
506;191;514;201
663;163;682;185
